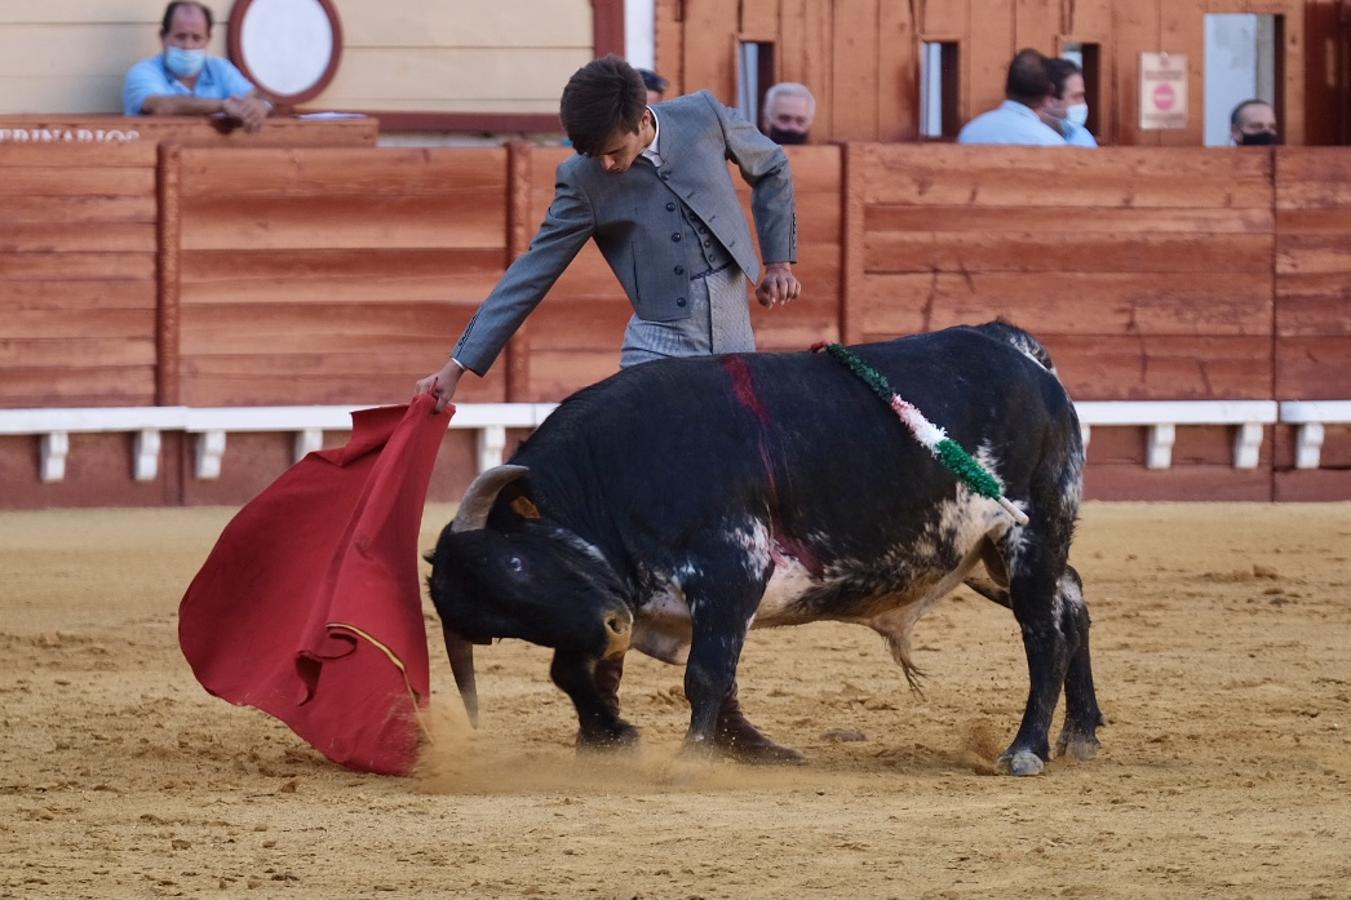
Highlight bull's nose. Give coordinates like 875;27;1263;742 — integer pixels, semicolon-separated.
603;611;632;656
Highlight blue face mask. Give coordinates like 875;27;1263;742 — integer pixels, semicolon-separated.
165;46;206;79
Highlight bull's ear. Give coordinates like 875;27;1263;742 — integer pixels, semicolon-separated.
451;465;529;533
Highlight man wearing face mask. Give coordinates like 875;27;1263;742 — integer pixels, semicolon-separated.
1230;99;1279;146
123;2;270;134
1043;58;1098;148
762;82;816;145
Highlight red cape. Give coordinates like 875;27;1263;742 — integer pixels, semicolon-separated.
180;394;451;774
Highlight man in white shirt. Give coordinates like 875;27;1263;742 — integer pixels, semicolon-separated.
958;49;1065;146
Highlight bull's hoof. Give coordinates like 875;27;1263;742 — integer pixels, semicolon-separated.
576;720;640;751
1055;728;1101;762
717;736;806;766
995;749;1045;776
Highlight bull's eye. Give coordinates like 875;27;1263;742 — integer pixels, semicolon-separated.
508;556;524;573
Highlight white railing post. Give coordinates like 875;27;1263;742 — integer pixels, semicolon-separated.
39;432;69;483
196;430;227;480
133;429;161;481
1232;422;1264;470
1295;423;1325;470
476;426;508;473
294;428;323;463
1146;424;1175;470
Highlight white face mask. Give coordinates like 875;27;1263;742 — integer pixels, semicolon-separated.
1066;103;1089;127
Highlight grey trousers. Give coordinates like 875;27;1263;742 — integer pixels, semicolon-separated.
619;265;755;368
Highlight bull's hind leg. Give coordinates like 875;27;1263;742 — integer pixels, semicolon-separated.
966;561;1104;763
999;528;1076;776
1053;566;1105;761
550;649;640;749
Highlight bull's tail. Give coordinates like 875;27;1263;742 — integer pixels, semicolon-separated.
883;631;927;695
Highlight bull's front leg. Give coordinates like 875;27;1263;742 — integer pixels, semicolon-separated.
550;649;639;749
680;564;799;762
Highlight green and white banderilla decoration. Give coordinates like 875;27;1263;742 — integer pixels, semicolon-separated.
813;342;1031;527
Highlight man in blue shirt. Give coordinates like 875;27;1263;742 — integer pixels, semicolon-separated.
957;49;1065;146
123;2;270;133
1044;58;1098;147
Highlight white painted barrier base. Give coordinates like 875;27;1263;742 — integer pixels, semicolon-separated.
1;400;1345;485
0;403;558;483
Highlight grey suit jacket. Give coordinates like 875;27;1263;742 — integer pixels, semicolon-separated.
453;90;798;376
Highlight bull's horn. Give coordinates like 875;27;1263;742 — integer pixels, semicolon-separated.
442;622;479;727
444;464;527;727
451;464;529;533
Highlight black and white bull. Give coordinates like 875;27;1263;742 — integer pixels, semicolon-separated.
427;322;1104;775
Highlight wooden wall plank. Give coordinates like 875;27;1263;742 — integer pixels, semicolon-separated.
1041;335;1275;400
178;248;502;305
922;0;969;35
741;0;781;35
0;143;156;167
831;0;880;139
1069;0;1115;37
178;148;508;199
1114;0;1162;147
777;0;808;87
0;368;156;408
0;280;153;310
967;0;1017;122
861;145;1273;207
864;232;1273;274
1278;0;1307;146
1276;276;1351;335
6;308;153;339
1276;336;1351;398
654;0;685;95
4;195;155;224
0;167;154;196
0;252;155;280
0;222;155;253
1016;0;1060;51
1158;0;1206;147
681;0;739;101
1085;465;1273;501
862;271;1273;336
0;338;155;368
876;0;918;141
866;205;1273;233
179;194;507;252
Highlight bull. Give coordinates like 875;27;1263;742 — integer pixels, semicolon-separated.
426;322;1104;775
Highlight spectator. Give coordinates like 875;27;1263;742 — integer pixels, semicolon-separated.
417;55;800;410
957;49;1064;146
1044;58;1098;147
762;82;816;144
1230;99;1278;145
123;1;271;134
638;68;669;104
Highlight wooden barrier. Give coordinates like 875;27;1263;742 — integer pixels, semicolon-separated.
174;147;511;407
1273;148;1351;499
2;142;1350;504
0;142;159;409
0;115;377;148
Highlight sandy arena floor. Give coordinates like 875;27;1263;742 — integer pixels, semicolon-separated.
2;502;1350;899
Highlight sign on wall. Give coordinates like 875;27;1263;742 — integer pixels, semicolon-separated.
1140;52;1189;130
228;0;343;106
